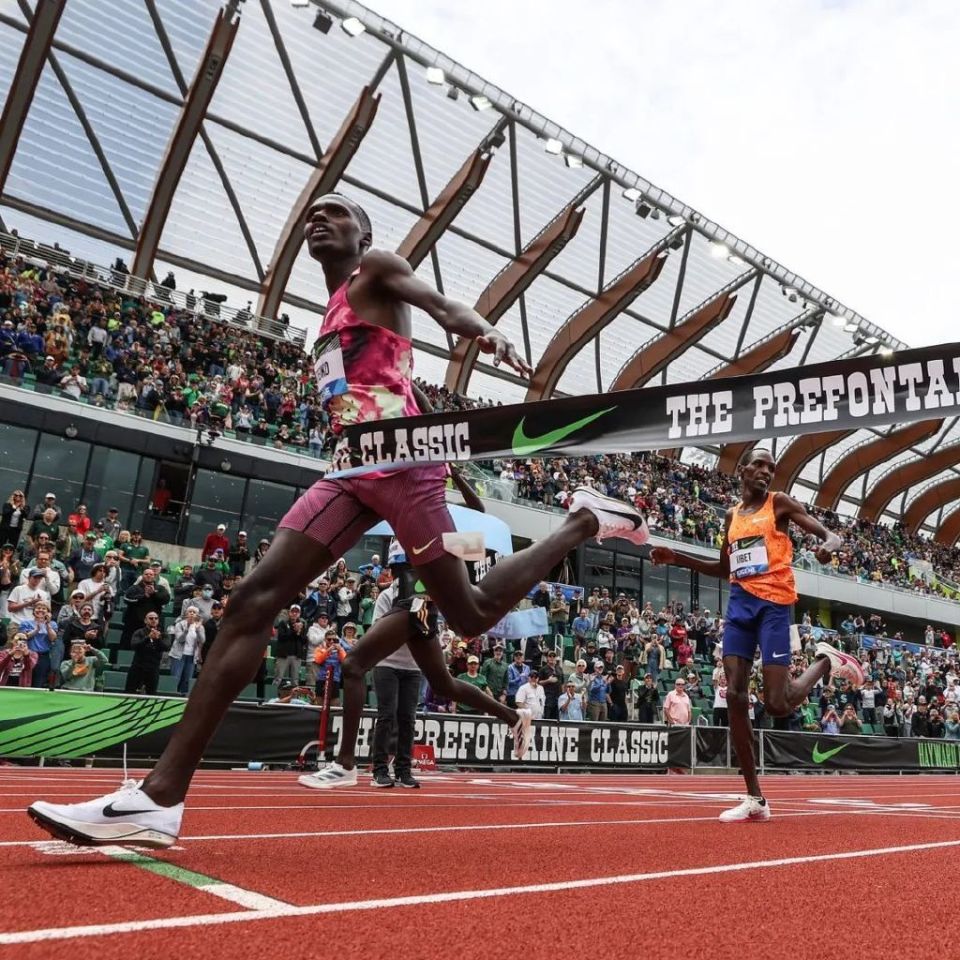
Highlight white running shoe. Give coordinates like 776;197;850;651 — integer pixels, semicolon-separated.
298;761;358;789
512;708;533;759
567;486;649;545
815;641;865;687
719;795;771;823
27;780;182;848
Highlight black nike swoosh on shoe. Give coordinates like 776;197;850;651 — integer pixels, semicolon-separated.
102;802;155;818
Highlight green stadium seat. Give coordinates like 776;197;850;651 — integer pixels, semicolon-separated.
103;671;126;692
157;674;180;695
115;649;134;668
236;684;258;701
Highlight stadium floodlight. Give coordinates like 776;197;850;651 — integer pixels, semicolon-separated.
709;242;730;259
634;199;651;218
666;214;686;227
564;154;583;168
290;0;310;7
469;95;492;111
780;284;798;303
313;10;333;32
622;187;642;202
446;85;460;101
843;320;859;333
426;66;446;85
828;312;845;327
341;16;365;36
543;137;563;155
879;345;894;356
728;254;745;266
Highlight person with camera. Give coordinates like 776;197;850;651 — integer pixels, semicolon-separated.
0;634;38;687
559;679;585;721
59;640;109;692
314;626;349;706
126;611;169;695
77;562;113;624
121;566;169;647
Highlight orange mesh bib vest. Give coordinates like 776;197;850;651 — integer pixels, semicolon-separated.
727;492;797;606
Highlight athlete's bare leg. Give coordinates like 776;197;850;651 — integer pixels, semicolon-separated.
142;529;333;806
416;508;598;636
335;611;518;771
336;612;413;771
762;658;830;717
724;655;761;798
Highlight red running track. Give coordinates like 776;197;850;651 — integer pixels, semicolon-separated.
1;769;958;959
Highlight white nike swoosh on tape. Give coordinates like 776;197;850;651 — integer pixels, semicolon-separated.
411;538;438;556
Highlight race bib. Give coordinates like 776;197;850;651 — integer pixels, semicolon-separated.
730;536;769;579
312;332;348;405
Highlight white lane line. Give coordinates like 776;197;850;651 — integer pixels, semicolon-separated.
4;834;960;945
0;809;846;849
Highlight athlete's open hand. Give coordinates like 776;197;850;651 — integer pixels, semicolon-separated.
476;331;533;378
649;547;676;567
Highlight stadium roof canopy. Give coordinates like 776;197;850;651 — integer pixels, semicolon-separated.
1;0;958;541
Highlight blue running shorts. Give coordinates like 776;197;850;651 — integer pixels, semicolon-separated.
722;583;791;666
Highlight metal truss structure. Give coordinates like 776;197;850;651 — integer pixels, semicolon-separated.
0;0;956;539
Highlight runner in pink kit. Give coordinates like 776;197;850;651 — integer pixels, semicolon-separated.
27;194;649;849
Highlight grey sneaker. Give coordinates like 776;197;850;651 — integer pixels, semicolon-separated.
371;769;395;788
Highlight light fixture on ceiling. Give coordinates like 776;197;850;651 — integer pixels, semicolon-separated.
290;0;310;7
469;94;492;111
728;254;745;266
843;320;859;333
668;234;685;251
828;312;845;327
220;459;233;473
312;10;332;32
564;154;583;168
634;198;651;218
709;241;730;259
650;208;661;221
780;284;798;303
543;137;563;155
64;424;78;439
446;85;459;101
341;16;365;37
666;214;686;228
879;345;894;356
426;66;445;85
622;187;642;202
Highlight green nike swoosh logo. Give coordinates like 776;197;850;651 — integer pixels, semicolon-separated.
512;407;618;456
812;742;850;764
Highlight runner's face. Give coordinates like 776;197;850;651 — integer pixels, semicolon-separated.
739;450;776;495
304;196;367;259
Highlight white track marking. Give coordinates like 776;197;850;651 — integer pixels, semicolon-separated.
5;836;960;945
0;808;849;848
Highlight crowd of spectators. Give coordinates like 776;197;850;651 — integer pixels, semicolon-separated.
3;242;960;601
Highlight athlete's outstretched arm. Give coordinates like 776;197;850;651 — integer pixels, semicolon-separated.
364;249;531;376
649;511;733;578
773;493;841;562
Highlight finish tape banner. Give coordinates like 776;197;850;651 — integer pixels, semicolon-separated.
331;342;960;476
762;729;960;771
0;688;689;769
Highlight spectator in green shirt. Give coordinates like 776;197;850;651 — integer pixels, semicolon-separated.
479;644;508;702
59;641;108;692
119;529;150;592
455;656;490;714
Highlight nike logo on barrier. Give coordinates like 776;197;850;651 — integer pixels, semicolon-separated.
411;539;437;556
812;742;850;764
102;802;153;818
511;407;617;456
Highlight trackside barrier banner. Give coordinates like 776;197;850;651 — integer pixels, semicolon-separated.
761;730;960;771
331;342;960;476
0;689;690;768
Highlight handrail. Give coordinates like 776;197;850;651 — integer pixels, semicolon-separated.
0;230;307;346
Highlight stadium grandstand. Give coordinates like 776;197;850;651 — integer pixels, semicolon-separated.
1;2;958;956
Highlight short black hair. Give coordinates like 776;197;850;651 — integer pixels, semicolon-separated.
329;193;372;247
738;445;773;469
